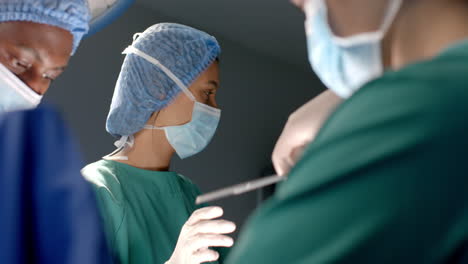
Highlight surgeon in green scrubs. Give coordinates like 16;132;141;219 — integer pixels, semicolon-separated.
227;0;468;263
82;23;235;264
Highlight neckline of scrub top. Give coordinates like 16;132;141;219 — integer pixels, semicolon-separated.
436;38;468;57
100;159;188;195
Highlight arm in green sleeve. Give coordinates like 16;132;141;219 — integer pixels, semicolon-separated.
93;187;127;258
82;166;128;263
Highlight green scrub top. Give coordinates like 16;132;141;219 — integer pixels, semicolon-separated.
82;159;224;264
226;41;468;263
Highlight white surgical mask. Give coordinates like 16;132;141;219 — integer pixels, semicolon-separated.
304;0;402;98
108;45;221;160
0;62;42;113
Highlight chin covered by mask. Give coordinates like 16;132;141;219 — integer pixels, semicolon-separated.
304;0;402;98
144;98;221;160
0;63;42;113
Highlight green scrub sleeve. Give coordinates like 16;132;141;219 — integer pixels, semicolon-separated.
93;186;127;261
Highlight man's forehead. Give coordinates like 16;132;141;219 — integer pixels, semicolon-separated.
7;41;70;72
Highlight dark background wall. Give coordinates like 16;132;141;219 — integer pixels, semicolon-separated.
45;3;325;234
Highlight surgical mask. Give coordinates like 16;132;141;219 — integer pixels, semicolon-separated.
304;0;402;98
0;62;42;113
143;100;221;159
110;45;221;160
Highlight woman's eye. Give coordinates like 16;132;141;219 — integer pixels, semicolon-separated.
204;90;214;96
42;73;56;82
42;70;62;82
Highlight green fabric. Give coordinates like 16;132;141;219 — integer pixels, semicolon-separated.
82;160;224;264
226;41;468;264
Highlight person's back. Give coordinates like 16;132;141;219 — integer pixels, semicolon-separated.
0;105;111;264
226;37;468;264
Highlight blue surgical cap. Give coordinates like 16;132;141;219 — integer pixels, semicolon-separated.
106;23;221;137
0;0;91;54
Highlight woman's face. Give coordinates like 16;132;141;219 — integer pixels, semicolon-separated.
0;21;73;95
150;61;220;127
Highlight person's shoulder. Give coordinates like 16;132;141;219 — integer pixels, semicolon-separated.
82;160;116;184
345;54;468;139
176;173;197;188
82;160;125;203
369;48;468;100
0;104;63;125
356;53;468;117
0;104;85;177
0;104;71;139
176;174;202;196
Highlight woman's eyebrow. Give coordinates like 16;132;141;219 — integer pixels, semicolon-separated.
208;80;219;89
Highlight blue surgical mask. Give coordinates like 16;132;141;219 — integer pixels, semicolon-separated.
0;62;42;113
144;98;221;159
120;45;221;159
304;0;402;98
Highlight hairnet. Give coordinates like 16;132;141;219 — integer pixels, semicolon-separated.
0;0;91;54
106;23;221;137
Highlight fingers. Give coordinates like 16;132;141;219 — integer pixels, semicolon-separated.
273;155;290;177
274;144;307;177
290;144;307;165
192;219;236;234
192;234;234;249
186;206;223;226
170;207;235;264
273;144;293;177
272;124;311;176
272;133;290;176
193;248;220;264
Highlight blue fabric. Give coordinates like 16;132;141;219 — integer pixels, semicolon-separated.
0;0;91;54
106;23;221;137
0;104;111;264
87;0;134;36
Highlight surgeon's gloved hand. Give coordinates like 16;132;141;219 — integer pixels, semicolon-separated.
272;90;343;176
166;206;236;264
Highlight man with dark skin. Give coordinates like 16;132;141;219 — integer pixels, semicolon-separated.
0;22;73;95
0;1;112;263
0;0;89;110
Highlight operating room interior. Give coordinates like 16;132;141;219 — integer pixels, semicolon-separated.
4;0;468;262
44;0;325;234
